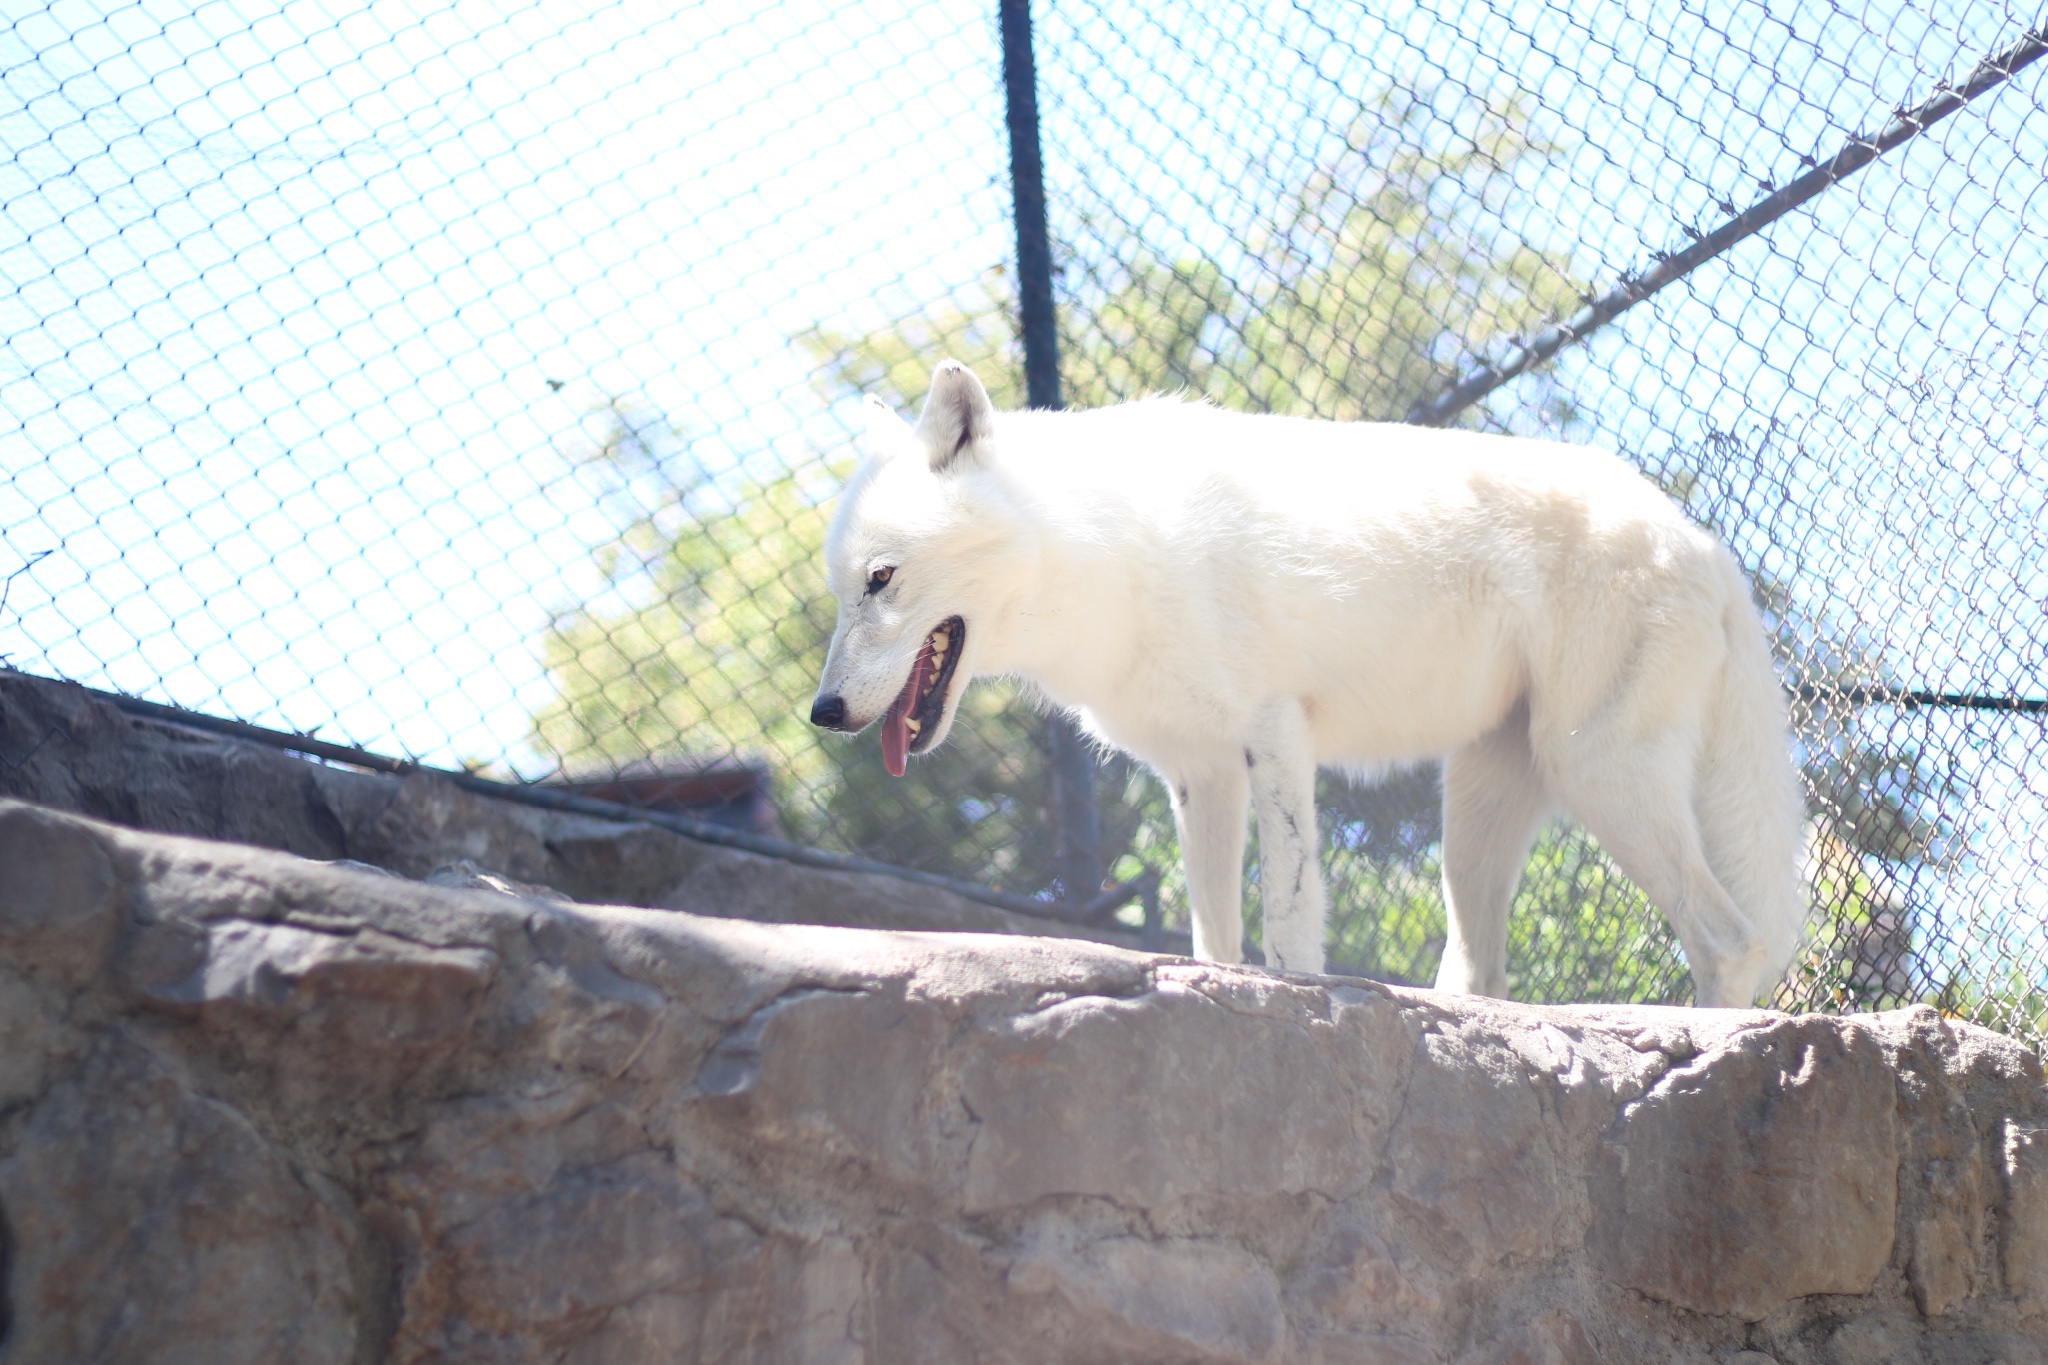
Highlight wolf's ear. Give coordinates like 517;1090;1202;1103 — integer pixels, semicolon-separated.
915;360;996;473
863;393;912;458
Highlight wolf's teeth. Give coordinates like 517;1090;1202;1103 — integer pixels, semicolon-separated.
904;717;922;737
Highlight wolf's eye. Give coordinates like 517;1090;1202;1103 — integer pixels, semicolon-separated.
865;566;895;594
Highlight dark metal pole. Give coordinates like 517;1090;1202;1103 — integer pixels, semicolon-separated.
1000;0;1102;904
1000;0;1062;414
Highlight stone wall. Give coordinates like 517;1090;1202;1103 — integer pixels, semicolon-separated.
1;796;2045;1363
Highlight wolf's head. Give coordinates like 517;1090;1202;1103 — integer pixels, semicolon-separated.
809;361;1026;776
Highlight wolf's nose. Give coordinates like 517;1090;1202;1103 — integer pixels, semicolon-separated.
810;695;847;730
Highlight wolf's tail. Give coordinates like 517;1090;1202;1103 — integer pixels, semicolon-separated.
1692;551;1809;993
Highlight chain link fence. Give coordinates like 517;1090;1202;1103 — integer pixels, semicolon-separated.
4;2;2044;1035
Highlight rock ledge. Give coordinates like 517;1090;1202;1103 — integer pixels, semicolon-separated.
1;796;2044;1364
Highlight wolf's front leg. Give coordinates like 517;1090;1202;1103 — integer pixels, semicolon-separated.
1247;701;1327;975
1168;761;1249;964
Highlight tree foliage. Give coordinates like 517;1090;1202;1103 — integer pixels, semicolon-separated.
807;89;1584;426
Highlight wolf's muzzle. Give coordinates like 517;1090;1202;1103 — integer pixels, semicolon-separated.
810;695;849;730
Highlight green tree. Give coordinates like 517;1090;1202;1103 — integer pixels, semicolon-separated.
811;90;1585;425
533;419;838;796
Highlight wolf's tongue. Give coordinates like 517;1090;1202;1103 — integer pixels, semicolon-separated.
880;686;914;778
880;638;935;778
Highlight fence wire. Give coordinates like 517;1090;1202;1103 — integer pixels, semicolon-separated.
3;1;2044;1038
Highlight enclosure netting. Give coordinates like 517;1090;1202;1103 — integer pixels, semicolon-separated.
3;2;2043;1030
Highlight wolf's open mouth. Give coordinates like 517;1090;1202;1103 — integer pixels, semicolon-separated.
881;616;965;777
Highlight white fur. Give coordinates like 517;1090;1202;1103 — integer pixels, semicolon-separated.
813;362;1806;1006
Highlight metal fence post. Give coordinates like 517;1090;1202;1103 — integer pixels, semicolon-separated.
999;0;1102;903
998;0;1061;420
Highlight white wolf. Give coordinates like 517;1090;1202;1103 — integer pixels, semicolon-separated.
809;360;1805;1007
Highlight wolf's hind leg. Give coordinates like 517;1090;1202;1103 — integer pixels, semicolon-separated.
1247;700;1326;975
1545;733;1768;1007
1169;761;1249;965
1437;699;1553;998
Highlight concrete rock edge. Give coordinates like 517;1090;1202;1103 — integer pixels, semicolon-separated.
0;795;2044;1362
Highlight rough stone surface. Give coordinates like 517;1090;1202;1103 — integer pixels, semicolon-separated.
0;1041;360;1364
1590;1015;1901;1319
2006;1121;2048;1316
1;795;2046;1363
